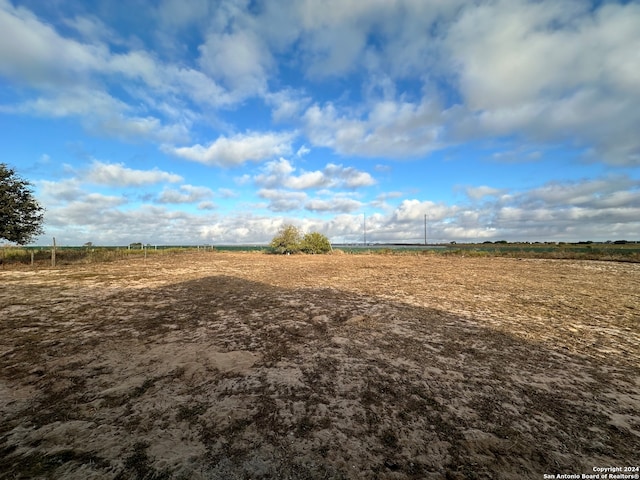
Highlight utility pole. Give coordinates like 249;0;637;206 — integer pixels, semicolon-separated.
424;214;427;245
51;237;56;267
363;213;367;246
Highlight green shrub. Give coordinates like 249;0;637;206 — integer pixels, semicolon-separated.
270;224;302;254
300;232;332;254
269;226;332;254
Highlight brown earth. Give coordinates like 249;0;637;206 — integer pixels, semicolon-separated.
0;252;638;479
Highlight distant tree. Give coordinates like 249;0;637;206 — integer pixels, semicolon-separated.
270;224;302;254
0;163;44;245
301;232;332;254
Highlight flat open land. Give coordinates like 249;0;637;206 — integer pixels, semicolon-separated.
1;252;638;479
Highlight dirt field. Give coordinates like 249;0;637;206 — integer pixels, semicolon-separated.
1;252;638;479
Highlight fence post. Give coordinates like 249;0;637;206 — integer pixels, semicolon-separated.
51;237;56;267
31;250;34;266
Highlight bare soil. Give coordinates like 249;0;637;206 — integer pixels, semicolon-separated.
1;252;638;479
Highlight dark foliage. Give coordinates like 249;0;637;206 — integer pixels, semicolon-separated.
0;163;44;244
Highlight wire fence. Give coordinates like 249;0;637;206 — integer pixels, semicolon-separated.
0;245;219;268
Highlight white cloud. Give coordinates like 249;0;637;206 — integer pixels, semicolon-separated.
166;131;295;167
198;28;271;97
197;201;217;211
45;204;216;246
296;145;311;157
465;186;504;201
63;14;119;44
38;179;84;202
217;188;238;199
305;197;362;213
446;0;640;165
7;89;123;118
521;176;640;208
0;0;231;144
266;89;312;123
156;0;211;30
258;189;308;212
286;170;327;190
4;0;638;166
158;185;214;204
303;99;445;158
254;158;376;190
324;164;376;188
2;87;191;144
84;161;183;187
256;187;364;215
392;200;458;223
35;171;640;246
285;0;463;80
0;0;106;88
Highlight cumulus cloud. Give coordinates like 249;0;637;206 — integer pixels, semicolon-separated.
4;0;639;165
0;0;229;143
305;197;362;213
199;29;271;97
38;179;85;203
35;170;640;246
84;161;183;187
155;0;211;31
296;145;311;157
254;158;376;190
197;201;217;211
303;99;445;158
445;0;640;165
0;0;105;88
257;187;364;214
258;189;308;212
435;176;640;242
166;131;295;167
324;164;376;188
465;186;504;201
2;88;191;144
157;185;214;204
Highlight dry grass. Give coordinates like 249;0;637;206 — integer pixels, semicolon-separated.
1;252;638;479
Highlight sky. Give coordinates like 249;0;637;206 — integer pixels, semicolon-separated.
1;0;639;246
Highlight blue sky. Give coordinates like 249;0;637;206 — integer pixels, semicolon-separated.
1;0;639;245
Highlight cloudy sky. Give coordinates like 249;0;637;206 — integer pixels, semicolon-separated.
2;0;639;246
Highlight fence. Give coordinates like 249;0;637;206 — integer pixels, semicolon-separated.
0;244;219;268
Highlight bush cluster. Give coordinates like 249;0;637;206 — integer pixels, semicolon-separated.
269;225;332;254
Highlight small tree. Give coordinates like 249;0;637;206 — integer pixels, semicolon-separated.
301;232;332;254
270;224;302;254
0;163;44;245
